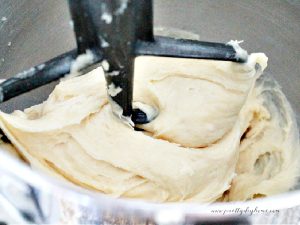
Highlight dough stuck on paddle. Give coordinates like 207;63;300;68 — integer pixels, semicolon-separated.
0;52;299;203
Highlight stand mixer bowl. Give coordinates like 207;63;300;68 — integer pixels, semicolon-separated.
0;0;299;224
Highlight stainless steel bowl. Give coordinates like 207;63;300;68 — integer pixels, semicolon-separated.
0;0;299;224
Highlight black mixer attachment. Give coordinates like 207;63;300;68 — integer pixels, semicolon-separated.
0;0;247;125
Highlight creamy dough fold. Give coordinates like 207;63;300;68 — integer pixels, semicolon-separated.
0;54;299;202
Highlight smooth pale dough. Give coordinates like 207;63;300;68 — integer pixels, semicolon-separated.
0;54;299;203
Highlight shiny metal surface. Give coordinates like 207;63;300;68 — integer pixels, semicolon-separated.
2;150;300;224
0;0;300;224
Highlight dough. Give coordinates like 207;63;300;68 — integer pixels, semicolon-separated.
0;52;299;202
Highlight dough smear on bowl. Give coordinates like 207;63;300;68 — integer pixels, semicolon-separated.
0;49;299;202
